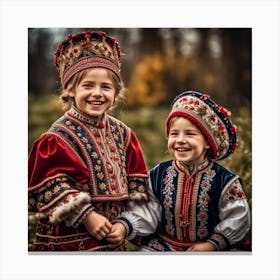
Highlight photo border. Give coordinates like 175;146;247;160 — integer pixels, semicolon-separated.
1;0;279;279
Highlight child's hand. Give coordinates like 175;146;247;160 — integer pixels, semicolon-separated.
186;241;216;252
83;211;113;241
106;222;126;245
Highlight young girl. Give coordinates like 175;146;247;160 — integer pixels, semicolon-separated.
141;91;251;251
28;30;158;251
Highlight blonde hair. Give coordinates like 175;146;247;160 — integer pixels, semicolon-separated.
59;68;126;110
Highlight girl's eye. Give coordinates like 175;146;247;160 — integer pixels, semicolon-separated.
102;84;112;90
82;84;92;88
186;132;196;137
169;132;178;137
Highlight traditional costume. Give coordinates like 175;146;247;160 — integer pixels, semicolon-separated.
141;91;251;251
28;31;156;251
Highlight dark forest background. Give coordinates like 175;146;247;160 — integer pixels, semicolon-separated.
28;28;252;248
29;28;251;108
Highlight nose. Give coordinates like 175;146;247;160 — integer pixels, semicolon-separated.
91;86;102;97
176;133;187;144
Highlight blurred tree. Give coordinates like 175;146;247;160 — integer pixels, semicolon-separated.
190;28;252;111
138;28;164;55
189;28;217;94
162;28;197;103
127;28;164;101
219;28;251;108
28;28;56;95
127;53;166;106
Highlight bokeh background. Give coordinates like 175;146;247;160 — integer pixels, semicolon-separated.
28;28;252;249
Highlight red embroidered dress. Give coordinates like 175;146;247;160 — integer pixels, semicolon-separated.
28;106;149;251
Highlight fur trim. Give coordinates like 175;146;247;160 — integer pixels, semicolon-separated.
129;191;148;202
49;192;91;224
28;213;47;223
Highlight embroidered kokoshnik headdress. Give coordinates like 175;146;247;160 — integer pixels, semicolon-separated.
54;31;122;88
166;91;238;160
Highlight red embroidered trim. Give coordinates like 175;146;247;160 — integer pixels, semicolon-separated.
62;56;120;87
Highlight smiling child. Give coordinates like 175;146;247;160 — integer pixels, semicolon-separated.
28;30;158;251
140;91;251;251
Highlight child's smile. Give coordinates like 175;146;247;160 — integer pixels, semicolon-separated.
174;147;191;152
86;99;106;110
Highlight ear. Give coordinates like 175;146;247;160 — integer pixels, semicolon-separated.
66;84;75;97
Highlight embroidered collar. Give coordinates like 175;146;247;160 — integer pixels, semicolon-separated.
175;158;210;175
68;105;106;128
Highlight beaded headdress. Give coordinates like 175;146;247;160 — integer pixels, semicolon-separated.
54;31;122;88
166;91;238;160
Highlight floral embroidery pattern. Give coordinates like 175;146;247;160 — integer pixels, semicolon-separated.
162;166;177;236
51;115;130;200
28;177;76;213
129;177;148;198
197;169;216;239
224;179;245;202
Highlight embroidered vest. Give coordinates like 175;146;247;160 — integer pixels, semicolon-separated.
49;111;131;202
150;160;238;242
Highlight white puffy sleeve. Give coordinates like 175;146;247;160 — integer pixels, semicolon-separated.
208;176;251;250
114;178;162;240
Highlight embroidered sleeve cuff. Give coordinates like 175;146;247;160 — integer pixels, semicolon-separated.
112;217;133;238
207;233;230;251
48;192;91;224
